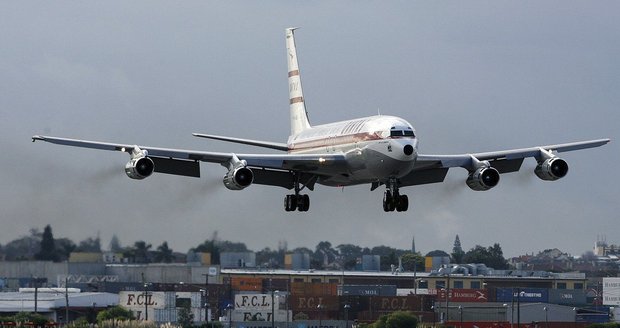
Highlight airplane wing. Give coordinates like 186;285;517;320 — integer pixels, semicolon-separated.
400;139;610;187
192;133;289;151
31;135;347;189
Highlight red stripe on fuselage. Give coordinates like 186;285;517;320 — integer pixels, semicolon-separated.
288;132;384;151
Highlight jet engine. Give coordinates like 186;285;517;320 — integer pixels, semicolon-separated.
535;157;568;181
223;154;254;190
124;146;155;179
466;166;500;191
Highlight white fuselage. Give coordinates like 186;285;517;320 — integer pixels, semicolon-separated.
287;115;418;186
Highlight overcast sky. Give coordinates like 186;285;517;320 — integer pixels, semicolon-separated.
1;1;618;259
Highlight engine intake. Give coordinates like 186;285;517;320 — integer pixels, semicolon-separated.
466;166;500;191
223;166;254;190
535;157;568;181
125;156;155;180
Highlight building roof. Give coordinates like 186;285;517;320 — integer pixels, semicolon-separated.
0;291;119;312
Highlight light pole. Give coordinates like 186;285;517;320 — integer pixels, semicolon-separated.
543;306;548;328
458;305;463;328
143;282;150;321
317;303;324;328
226;303;233;328
344;304;351;328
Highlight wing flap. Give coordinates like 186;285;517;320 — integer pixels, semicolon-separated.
151;157;200;178
399;167;449;187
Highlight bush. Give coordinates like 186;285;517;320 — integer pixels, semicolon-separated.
12;312;49;326
96;306;136;324
368;312;417;328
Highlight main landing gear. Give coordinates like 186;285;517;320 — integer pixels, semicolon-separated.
284;175;310;212
383;178;408;212
284;194;310;212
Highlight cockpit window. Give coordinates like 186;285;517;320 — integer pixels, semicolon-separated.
390;129;415;138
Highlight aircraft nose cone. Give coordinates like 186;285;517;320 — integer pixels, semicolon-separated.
403;144;414;156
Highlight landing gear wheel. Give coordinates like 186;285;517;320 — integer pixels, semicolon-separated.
396;195;408;212
383;191;396;212
284;194;297;212
297;194;310;212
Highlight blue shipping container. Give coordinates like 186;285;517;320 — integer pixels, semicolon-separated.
495;288;549;303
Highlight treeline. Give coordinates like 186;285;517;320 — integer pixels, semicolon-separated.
0;225;509;271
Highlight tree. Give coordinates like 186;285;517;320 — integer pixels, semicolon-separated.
400;252;424;272
55;238;76;261
177;304;194;328
3;229;42;261
35;225;59;262
385;311;418;328
109;234;122;252
463;243;508;269
369;311;417;328
96;306;134;323
337;244;363;270
451;235;465;264
153;241;174;263
76;236;101;252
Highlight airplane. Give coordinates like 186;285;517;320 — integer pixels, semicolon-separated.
33;28;610;213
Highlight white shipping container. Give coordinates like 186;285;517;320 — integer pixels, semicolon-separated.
231;309;291;322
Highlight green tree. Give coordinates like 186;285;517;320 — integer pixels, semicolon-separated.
400;252;424;272
35;225;59;262
13;312;49;326
96;306;135;323
451;235;465;264
154;241;174;263
76;236;101;252
177;304;194;328
463;243;508;269
109;234;122;252
56;238;76;261
385;311;418;328
337;244;363;270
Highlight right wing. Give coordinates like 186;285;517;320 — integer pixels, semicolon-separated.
399;138;610;187
32;135;347;189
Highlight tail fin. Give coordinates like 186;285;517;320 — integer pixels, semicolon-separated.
286;28;311;136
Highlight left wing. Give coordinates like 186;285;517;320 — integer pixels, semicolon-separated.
31;135;347;189
400;139;610;188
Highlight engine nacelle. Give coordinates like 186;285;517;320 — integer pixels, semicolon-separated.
535;157;568;181
466;166;500;191
223;166;254;190
125;156;155;180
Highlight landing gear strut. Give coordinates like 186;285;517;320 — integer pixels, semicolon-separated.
383;178;409;212
284;175;310;212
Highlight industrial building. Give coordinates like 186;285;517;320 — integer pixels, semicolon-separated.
0;260;616;327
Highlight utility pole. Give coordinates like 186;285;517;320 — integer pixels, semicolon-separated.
65;276;69;325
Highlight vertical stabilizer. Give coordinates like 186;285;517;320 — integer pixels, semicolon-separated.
286;28;311;136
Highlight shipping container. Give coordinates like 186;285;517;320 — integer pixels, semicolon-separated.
154;308;177;323
339;285;397;297
291;295;340;312
291;282;338;296
495;287;549;303
261;278;289;292
231;277;262;292
435;288;488;302
549;289;587;306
